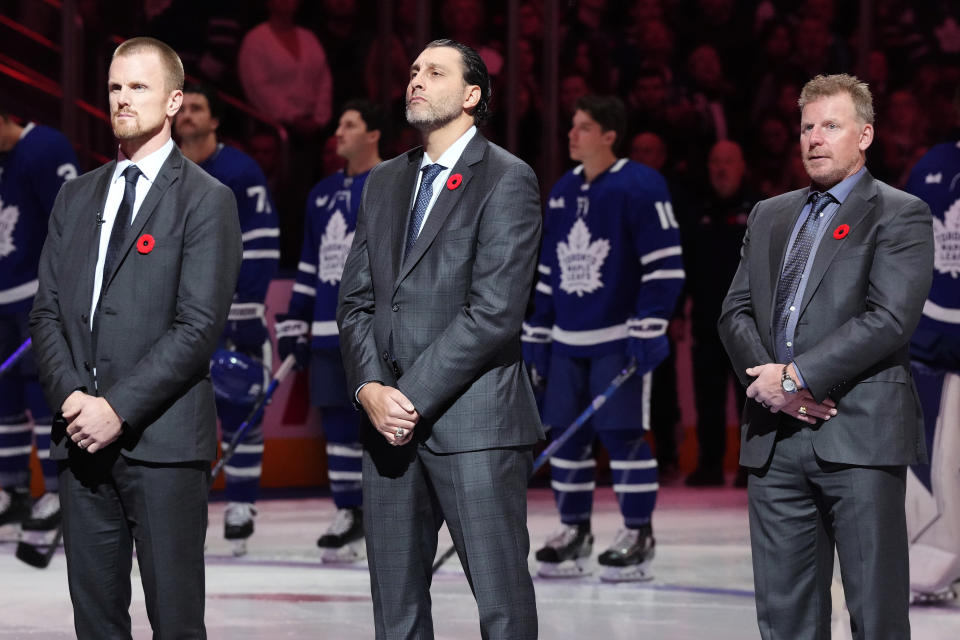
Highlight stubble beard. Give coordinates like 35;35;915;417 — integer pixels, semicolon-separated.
405;95;460;132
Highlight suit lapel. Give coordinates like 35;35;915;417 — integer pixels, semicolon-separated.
79;163;117;307
389;149;424;283
797;172;877;316
102;148;181;292
395;134;486;290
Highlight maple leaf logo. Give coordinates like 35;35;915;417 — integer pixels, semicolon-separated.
933;197;960;278
318;210;355;284
556;218;610;296
0;195;20;259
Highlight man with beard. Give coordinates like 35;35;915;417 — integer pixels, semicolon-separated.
29;37;241;638
175;83;279;555
337;39;543;639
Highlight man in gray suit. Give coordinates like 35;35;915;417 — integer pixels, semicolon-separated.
30;37;241;638
719;73;934;639
338;39;543;639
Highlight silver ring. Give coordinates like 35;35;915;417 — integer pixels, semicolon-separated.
78;439;87;449
798;406;808;416
395;428;405;439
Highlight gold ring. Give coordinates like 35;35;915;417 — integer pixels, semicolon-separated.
798;406;808;415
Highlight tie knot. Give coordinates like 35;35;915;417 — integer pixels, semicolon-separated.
122;165;142;185
809;191;834;213
422;163;444;182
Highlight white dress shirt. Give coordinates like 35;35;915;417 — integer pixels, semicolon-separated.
410;125;477;236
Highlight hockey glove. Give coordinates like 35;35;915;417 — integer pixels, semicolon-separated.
522;341;551;393
274;314;310;370
627;335;670;376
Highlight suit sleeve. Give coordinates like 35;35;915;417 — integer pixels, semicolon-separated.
397;162;543;418
718;201;777;388
792;198;934;401
337;176;393;394
103;184;242;428
29;184;87;411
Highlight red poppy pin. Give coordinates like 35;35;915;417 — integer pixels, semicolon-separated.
446;173;463;190
137;233;155;254
833;224;850;240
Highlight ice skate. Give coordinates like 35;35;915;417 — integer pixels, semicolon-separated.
21;492;60;533
317;507;365;563
0;487;30;543
224;502;257;557
911;586;957;606
536;523;593;578
598;526;655;582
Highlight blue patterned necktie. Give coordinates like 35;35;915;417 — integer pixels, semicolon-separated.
405;163;445;258
773;191;835;359
103;164;142;281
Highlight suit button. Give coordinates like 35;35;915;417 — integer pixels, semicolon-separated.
382;351;390;361
81;314;88;323
392;303;400;312
83;361;91;371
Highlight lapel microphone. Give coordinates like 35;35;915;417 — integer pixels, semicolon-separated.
96;211;104;226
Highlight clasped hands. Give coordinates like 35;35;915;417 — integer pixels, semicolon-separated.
358;382;419;446
745;363;837;424
62;390;123;454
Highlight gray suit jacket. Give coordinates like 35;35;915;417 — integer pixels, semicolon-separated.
30;145;242;463
337;133;545;453
718;170;933;468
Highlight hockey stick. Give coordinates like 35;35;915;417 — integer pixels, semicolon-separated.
211;354;297;481
15;525;63;569
431;358;639;573
0;337;31;378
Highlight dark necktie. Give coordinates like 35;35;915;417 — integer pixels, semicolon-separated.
773;191;835;359
405;163;445;258
103;165;142;282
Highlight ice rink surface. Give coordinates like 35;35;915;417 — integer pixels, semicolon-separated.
2;484;958;639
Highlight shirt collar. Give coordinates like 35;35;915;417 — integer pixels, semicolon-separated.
113;137;175;184
420;125;477;170
820;166;866;205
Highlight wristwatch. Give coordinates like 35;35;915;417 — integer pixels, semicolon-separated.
781;366;798;394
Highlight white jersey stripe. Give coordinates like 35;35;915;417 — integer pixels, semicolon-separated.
298;261;318;275
293;283;317;297
0;280;39;304
312;320;339;336
641;269;686;282
551;480;596;492
0;423;32;434
328;470;363;481
0;445;33;456
612;482;660;493
552;323;628;346
243;249;282;260
640;245;682;265
549;457;596;470
609;459;658;470
234;443;265;455
327;444;363;458
224;465;262;477
241;228;281;242
923;299;960;324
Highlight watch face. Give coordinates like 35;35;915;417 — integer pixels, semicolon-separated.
782;378;797;393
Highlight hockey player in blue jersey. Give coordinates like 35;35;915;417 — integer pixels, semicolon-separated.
523;95;684;580
175;84;279;554
903;135;960;604
0;110;78;540
275;100;382;562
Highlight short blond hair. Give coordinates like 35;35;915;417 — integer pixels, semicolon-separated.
798;74;874;124
113;37;184;92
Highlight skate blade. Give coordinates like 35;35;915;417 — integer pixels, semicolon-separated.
230;539;248;557
0;523;22;543
911;588;957;606
321;540;366;563
537;558;591;579
599;562;654;583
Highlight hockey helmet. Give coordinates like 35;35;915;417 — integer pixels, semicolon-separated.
210;348;268;404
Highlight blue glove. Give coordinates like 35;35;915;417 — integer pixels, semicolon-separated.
274;314;310;370
627;335;669;375
522;342;551;393
224;318;268;355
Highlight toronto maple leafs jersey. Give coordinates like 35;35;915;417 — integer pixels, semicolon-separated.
523;158;685;357
198;143;279;321
0;123;78;313
905;141;960;368
286;168;370;349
